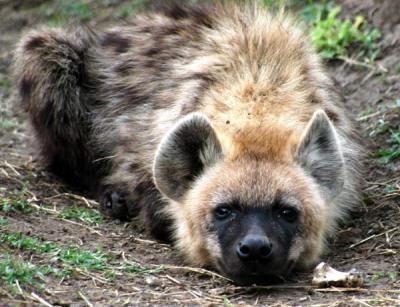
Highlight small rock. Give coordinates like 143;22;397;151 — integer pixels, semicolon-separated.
145;275;161;286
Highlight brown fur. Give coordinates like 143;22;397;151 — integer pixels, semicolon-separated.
14;3;363;282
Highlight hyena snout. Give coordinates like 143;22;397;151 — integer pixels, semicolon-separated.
236;234;273;261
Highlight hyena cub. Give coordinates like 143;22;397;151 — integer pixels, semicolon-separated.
14;3;362;283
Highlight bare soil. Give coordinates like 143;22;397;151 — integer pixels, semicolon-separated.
0;1;399;306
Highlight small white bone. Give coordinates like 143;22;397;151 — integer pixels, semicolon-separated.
312;262;364;287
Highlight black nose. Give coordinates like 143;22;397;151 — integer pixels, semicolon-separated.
236;234;273;260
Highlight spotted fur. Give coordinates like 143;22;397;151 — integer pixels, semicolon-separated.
14;3;363;283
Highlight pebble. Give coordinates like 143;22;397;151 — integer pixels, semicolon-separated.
145;275;161;286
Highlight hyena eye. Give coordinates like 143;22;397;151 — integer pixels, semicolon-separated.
279;207;299;223
214;205;232;220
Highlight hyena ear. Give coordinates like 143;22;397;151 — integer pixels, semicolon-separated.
295;110;345;200
153;113;223;201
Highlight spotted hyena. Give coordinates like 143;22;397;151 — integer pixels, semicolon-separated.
14;3;363;284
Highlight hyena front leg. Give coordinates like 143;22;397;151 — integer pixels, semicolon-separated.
99;190;131;220
98;162;147;220
98;161;173;242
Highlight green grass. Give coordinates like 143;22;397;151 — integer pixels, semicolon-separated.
223;295;234;307
368;298;386;306
371;271;398;282
42;0;93;25
370;100;400;166
388;271;398;282
58;206;104;226
54;247;108;272
371;271;386;281
300;1;380;61
260;1;381;61
377;129;400;165
369;118;391;137
383;184;398;194
116;0;146;18
0;77;11;88
0;217;8;225
0;232;54;253
0;195;32;214
121;261;163;275
2;192;104;227
0;230;162;294
0;119;18;131
366;100;400;167
0;256;53;288
396;63;400;74
0;231;108;273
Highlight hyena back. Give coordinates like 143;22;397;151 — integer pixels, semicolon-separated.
14;3;362;283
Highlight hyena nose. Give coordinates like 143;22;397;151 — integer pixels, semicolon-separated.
236;235;273;260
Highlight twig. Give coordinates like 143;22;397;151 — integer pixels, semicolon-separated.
315;288;400;294
3;160;21;176
338;56;388;73
0;287;14;299
75;268;109;284
59;218;103;236
30;203;59;214
165;274;181;285
352;299;373;307
229;284;313;291
44;193;98;208
349;226;399;248
1;168;9;177
159;264;233;282
31;292;54;307
376;293;400;303
78;291;94;307
15;280;26;299
365;177;400;189
108;234;170;247
130;236;168;246
357;105;400;121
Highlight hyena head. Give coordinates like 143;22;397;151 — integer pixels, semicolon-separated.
153;111;344;284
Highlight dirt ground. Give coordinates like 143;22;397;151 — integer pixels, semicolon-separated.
0;1;399;306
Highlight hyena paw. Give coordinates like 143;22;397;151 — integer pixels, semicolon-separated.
99;191;129;220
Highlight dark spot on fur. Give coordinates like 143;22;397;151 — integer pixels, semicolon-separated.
325;108;339;122
109;83;154;112
24;36;46;51
141;25;183;59
180;99;197;115
143;46;161;57
191;72;215;83
114;60;135;76
179;75;213;114
159;23;182;36
129;162;141;172
19;77;35;105
101;32;131;53
161;3;213;28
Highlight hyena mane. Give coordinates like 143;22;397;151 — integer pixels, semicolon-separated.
14;3;363;284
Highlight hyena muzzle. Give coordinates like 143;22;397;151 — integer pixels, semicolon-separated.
13;3;363;284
